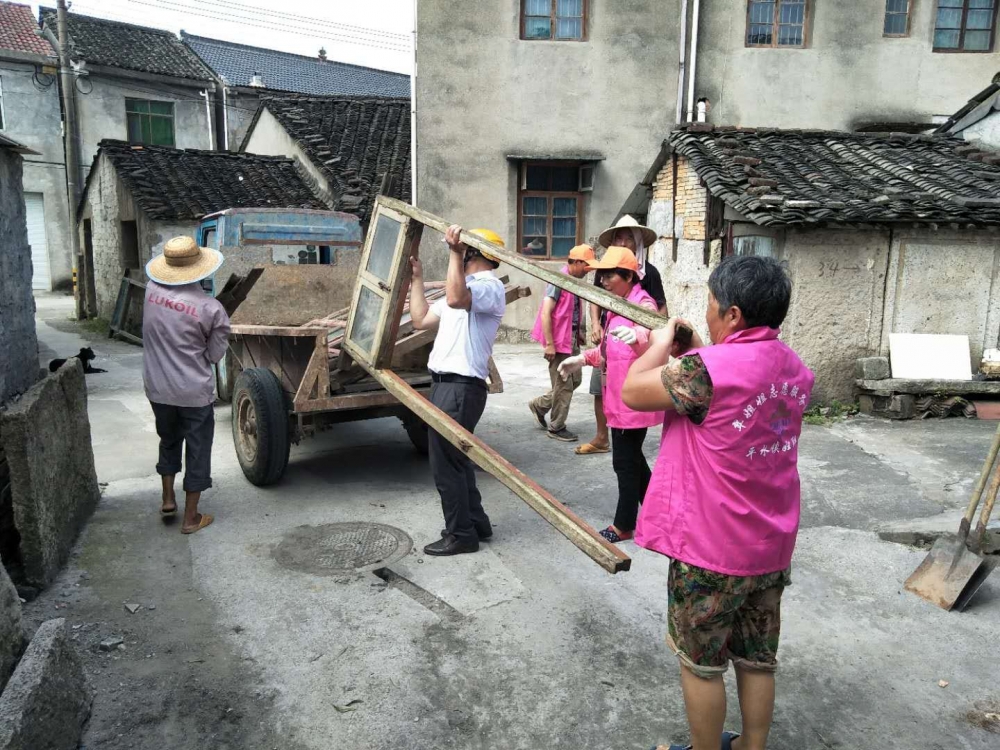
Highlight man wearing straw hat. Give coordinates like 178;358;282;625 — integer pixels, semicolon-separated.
143;236;230;534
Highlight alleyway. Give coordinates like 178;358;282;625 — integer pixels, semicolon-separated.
25;293;1000;750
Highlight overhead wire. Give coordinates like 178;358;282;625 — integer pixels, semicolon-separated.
124;0;412;53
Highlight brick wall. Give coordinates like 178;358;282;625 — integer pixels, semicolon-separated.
652;155;709;241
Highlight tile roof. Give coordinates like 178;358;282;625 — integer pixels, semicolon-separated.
39;7;212;81
181;33;410;98
668;125;1000;227
248;96;411;224
81;140;328;221
0;133;39;154
0;1;53;57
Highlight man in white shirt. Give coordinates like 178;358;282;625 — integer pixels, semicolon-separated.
409;224;507;556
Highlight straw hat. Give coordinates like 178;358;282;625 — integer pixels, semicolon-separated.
146;236;224;286
598;215;656;249
587;246;639;272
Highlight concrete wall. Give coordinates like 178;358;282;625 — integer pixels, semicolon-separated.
0;149;40;406
76;74;214;178
0;361;100;589
242;108;332;195
225;89;261;151
960;109;1000;150
696;0;1000;130
416;0;677;332
881;231;1000;368
0;56;72;290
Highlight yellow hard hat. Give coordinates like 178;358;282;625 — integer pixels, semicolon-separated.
469;228;504;265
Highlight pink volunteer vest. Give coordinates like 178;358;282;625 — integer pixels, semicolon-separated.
601;284;663;430
530;266;577;355
635;327;815;576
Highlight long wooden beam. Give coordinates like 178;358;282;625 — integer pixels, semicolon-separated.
367;368;632;574
377;196;668;331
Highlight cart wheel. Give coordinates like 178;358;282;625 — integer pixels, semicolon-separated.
232;368;290;486
402;415;429;456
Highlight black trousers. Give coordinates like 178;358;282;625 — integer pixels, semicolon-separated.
428;381;490;544
611;427;651;533
150;402;215;493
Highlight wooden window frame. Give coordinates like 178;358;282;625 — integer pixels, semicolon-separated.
517;160;585;260
883;0;912;37
520;0;589;42
745;0;810;49
933;0;998;53
125;98;176;147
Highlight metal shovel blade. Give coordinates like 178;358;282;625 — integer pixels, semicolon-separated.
903;534;996;611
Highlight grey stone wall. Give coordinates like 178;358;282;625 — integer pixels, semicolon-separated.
0;361;100;589
0;57;72;290
225;89;261;150
0;567;25;695
696;1;1000;130
0;149;40;406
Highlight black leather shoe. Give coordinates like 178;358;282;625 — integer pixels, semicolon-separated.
424;534;479;556
440;526;493;541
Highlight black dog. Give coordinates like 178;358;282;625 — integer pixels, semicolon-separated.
49;347;107;374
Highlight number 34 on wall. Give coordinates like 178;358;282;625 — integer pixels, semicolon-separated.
818;261;862;278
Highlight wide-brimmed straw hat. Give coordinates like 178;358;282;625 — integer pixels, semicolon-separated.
587;246;639;272
598;215;656;249
146;236;224;286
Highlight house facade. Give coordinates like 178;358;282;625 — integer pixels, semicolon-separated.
78;140;329;320
637;126;1000;402
0;1;69;291
181;33;410;151
417;0;1000;332
39;8;219;177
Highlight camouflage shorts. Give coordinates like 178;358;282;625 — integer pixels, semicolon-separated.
667;560;791;679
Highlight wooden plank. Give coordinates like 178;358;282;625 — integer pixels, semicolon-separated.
377;196;668;332
293;336;332;408
367;368;631;574
856;378;1000;395
486;356;504;395
231;325;329;337
216;267;264;317
294;390;405;414
375;221;422;367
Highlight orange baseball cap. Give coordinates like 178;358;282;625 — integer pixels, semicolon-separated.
568;244;595;262
587;245;639;271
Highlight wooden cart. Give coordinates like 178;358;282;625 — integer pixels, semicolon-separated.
227;280;529;485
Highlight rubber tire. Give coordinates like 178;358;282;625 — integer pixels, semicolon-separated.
402;414;429;456
232;368;291;486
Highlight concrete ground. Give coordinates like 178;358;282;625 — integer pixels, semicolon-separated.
24;292;1000;750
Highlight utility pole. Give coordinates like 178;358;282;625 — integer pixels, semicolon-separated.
56;0;84;319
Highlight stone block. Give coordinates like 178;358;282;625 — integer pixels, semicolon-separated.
0;566;24;694
0;619;92;750
0;363;100;588
857;393;915;420
855;356;891;380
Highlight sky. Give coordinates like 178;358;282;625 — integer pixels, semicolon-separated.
32;0;414;74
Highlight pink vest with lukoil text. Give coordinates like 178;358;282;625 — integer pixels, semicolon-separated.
601;284;664;430
635;327;815;576
530;266;577;355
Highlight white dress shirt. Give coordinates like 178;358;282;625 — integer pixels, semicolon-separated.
427;271;506;380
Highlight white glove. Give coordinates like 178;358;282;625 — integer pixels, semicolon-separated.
609;325;638;346
557;354;585;382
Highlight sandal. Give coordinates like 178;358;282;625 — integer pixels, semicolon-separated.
574;442;610;455
648;744;691;750
722;732;741;750
599;526;633;543
160;506;177;517
181;514;214;535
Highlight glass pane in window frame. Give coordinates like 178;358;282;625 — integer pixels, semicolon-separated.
518;187;581;261
883;0;910;36
746;0;806;48
934;0;997;52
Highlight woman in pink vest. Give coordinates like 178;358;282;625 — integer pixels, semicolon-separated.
528;244;595;442
622;256;814;750
558;246;664;544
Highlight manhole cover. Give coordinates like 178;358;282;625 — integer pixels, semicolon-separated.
273;522;412;575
